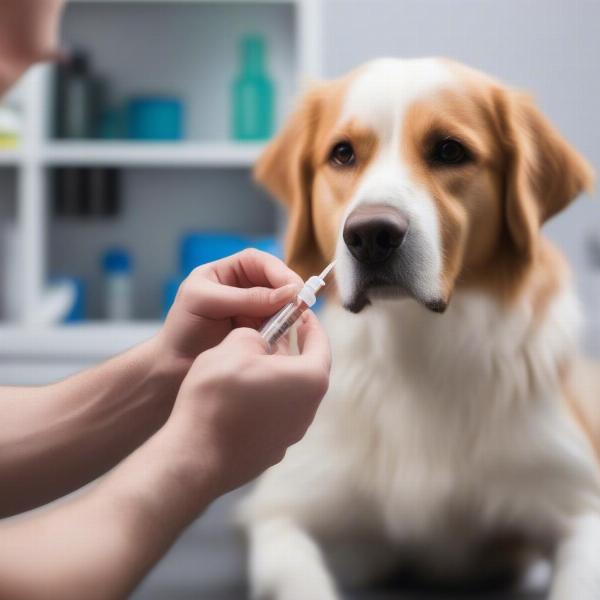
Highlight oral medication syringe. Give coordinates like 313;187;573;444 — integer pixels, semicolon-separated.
260;261;336;352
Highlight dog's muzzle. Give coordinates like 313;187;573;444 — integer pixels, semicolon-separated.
343;204;409;266
340;203;446;314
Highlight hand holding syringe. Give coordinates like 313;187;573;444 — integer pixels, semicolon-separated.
260;261;336;352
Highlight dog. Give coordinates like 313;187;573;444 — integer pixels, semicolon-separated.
239;57;600;600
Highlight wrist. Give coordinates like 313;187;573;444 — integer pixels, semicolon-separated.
99;429;217;562
148;329;195;384
144;334;191;407
150;424;222;511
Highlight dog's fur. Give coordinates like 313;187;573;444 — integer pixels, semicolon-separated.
239;58;600;600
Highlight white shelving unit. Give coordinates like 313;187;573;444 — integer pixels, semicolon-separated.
0;150;22;166
42;141;265;167
0;0;321;383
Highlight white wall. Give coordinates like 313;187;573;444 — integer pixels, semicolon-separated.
320;0;600;321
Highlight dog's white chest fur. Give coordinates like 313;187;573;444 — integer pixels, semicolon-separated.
242;288;600;598
323;290;598;545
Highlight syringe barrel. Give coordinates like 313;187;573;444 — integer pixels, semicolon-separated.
259;296;308;352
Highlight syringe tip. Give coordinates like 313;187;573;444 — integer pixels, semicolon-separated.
319;260;336;281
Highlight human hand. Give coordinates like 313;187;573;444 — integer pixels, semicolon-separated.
1;1;65;64
159;312;331;500
157;249;303;371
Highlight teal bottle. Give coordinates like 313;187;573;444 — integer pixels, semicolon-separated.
232;36;274;141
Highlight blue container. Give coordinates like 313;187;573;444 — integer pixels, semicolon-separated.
160;234;284;318
127;97;184;140
102;248;132;274
180;233;249;276
51;276;87;323
252;235;282;259
98;107;124;139
162;276;183;318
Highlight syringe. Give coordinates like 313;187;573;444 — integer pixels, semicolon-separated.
260;261;336;352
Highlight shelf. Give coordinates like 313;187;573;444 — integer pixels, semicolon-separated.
42;141;266;168
0;322;161;360
0;149;22;166
72;0;298;4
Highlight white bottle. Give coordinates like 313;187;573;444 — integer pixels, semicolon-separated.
102;248;133;321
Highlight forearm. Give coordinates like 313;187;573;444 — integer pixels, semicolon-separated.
0;337;189;517
0;429;214;600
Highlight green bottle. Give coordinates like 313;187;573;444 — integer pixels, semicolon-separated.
232;35;274;141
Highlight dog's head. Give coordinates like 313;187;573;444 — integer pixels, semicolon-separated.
255;58;593;313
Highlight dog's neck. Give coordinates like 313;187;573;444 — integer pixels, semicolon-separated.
322;281;581;411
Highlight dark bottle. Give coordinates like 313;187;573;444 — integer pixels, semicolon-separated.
53;168;87;217
53;168;121;218
88;168;120;217
55;52;96;139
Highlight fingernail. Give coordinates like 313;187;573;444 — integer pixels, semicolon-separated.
270;283;299;304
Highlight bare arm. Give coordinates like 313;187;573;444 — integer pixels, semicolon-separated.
0;317;330;600
0;339;186;517
0;429;211;600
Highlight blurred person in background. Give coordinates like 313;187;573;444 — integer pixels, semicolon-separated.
0;2;331;598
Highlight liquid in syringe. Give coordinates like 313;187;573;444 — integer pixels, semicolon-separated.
260;261;335;352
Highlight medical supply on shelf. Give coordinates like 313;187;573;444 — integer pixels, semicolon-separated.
98;106;124;139
0;225;20;320
232;35;274;140
260;261;335;352
49;276;86;323
127;97;184;140
102;248;133;321
162;277;183;319
53;168;121;218
53;168;86;216
87;168;120;216
55;51;99;139
180;232;249;276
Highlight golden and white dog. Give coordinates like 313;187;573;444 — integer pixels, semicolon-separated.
240;58;600;599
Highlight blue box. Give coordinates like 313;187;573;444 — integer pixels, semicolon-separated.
180;233;249;276
127;97;184;140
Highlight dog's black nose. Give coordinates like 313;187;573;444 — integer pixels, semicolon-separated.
343;205;409;264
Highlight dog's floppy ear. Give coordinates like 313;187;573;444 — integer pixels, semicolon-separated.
499;90;594;258
254;87;325;279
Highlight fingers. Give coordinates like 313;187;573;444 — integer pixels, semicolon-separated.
296;311;332;372
180;250;303;321
210;249;303;290
185;279;298;320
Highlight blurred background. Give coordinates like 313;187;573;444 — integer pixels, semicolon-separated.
0;0;598;598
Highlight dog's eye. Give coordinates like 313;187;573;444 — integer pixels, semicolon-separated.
431;138;469;165
329;142;355;167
